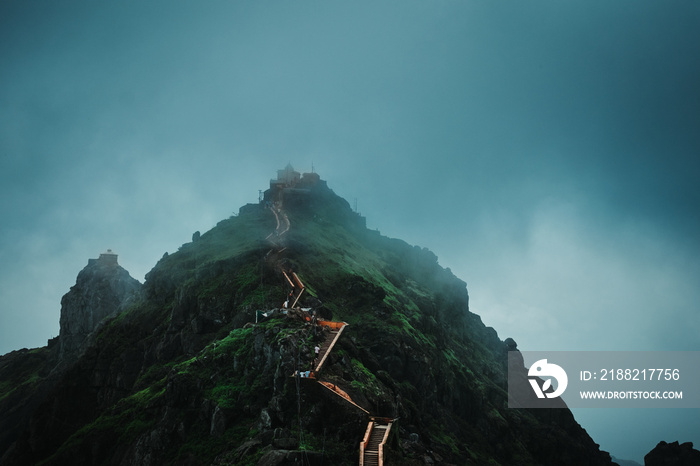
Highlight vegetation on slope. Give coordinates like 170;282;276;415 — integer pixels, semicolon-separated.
0;181;613;466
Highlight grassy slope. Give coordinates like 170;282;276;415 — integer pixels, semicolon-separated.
40;206;524;464
284;209;521;463
4;193;611;465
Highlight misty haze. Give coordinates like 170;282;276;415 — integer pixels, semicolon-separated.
1;1;699;465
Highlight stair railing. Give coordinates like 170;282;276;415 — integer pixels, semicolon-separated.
377;421;392;466
359;421;373;466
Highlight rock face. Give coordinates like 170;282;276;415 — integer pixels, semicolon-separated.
58;250;141;361
644;441;700;466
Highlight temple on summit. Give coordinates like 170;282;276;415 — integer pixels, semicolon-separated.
98;249;118;266
269;164;320;190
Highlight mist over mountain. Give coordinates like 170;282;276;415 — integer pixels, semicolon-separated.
1;168;689;465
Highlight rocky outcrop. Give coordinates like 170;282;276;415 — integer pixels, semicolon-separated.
58;250;141;361
644;441;700;466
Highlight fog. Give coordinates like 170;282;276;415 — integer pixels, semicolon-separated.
1;1;698;462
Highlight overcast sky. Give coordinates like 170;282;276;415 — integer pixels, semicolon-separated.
1;1;698;462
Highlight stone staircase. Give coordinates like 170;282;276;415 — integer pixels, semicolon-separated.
360;419;392;466
314;322;346;374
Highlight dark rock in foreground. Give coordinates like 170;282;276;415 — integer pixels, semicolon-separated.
644;441;700;466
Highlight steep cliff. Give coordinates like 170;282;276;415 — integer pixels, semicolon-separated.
1;170;617;465
58;250;141;362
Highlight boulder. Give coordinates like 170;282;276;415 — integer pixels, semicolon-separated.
644;441;700;466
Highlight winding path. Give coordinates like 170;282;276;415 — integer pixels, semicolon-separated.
262;196;393;465
266;203;290;242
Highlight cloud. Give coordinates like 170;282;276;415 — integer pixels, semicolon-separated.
0;0;698;460
460;199;700;352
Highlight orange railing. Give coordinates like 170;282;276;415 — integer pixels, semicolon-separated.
359;419;393;466
317;319;346;330
359;422;373;466
377;421;392;466
301;313;347;331
314;323;347;373
318;381;369;414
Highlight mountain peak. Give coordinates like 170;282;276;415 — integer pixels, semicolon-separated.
1;168;617;465
58;251;141;361
236;165;366;232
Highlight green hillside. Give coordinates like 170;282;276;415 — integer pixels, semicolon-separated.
0;172;614;466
